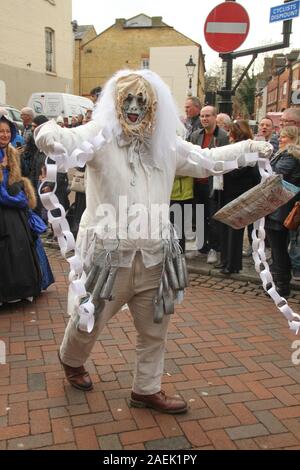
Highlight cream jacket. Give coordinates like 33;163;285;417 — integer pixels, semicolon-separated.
36;120;272;267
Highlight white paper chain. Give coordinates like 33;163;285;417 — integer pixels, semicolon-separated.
252;159;300;334
40;136;300;335
38;131;107;332
188;150;259;175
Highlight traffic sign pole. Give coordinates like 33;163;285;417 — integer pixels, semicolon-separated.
216;0;294;117
218;0;235;116
218;54;233;116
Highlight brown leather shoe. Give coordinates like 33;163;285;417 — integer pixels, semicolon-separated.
130;390;188;414
58;352;93;391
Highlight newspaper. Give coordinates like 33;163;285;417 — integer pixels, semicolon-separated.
213;175;298;229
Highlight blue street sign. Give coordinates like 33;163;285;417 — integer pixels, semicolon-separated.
270;0;299;23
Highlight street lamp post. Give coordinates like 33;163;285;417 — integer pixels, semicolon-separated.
185;55;196;96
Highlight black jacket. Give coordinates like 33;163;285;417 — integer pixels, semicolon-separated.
266;144;300;230
190;125;229;149
221;165;261;205
185;115;201;142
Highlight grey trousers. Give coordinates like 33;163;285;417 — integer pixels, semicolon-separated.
60;253;170;394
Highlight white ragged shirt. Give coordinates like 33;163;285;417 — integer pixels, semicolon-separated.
36;119;272;268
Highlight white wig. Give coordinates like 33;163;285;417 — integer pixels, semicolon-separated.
93;69;186;161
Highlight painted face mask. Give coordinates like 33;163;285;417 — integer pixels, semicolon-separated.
116;74;157;138
123;92;147;125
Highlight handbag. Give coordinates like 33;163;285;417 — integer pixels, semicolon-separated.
70;170;85;193
213;174;300;230
283;201;300;231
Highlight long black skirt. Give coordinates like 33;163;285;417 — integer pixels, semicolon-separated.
0;205;41;303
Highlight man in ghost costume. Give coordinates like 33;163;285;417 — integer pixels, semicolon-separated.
35;69;272;414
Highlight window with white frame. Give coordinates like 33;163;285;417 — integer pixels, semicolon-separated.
45;28;55;73
282;82;287;97
141;58;149;69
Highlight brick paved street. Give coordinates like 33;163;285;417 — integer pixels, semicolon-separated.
1;247;300;450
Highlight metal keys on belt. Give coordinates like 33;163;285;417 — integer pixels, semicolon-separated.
153;248;190;324
85;256;118;308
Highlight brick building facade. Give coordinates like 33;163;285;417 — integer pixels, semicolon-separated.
72;14;206;112
266;54;300;113
255;51;300;119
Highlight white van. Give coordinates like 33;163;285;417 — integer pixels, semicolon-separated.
27;92;93;120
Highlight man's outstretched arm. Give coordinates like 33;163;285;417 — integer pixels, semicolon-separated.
34;119;103;156
175;137;273;178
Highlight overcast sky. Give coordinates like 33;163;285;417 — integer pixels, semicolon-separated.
72;0;300;71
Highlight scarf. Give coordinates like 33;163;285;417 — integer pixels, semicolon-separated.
117;133;161;186
0;147;5;164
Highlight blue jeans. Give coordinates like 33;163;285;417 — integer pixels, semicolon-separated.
289;229;300;271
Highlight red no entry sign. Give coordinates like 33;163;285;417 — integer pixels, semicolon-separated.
204;2;250;53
